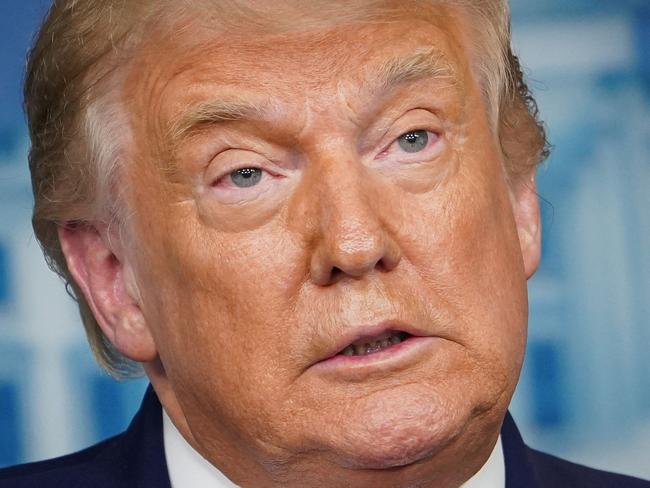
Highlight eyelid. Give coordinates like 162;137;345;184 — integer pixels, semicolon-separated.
213;168;267;191
205;149;287;185
207;166;276;205
371;109;444;156
376;128;441;161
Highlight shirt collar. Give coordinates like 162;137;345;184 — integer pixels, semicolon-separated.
163;411;237;488
163;410;505;487
461;434;505;488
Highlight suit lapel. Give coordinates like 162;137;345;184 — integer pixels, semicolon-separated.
117;385;172;488
501;412;541;488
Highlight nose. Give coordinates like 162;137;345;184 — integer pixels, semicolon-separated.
302;155;402;286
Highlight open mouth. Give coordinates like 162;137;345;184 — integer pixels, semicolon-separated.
336;331;411;357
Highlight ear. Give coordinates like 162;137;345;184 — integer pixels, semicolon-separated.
510;172;541;279
58;223;157;362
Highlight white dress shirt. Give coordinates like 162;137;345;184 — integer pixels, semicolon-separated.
163;411;505;488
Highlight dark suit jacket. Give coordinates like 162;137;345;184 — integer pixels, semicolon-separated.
1;386;648;487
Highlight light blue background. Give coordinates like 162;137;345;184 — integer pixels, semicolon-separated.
0;0;649;479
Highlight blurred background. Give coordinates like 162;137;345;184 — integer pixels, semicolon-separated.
1;0;649;480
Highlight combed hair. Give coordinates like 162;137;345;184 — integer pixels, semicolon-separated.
24;0;549;378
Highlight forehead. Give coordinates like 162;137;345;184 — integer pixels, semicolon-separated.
125;1;472;148
160;0;465;39
132;1;468;81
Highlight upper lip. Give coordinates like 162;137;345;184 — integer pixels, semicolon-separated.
313;320;432;364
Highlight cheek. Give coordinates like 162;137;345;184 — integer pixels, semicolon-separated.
136;213;309;409
132;228;312;454
398;162;527;373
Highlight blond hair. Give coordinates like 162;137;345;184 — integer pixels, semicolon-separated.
24;0;548;378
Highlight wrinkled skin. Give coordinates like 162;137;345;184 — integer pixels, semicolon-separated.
60;2;541;487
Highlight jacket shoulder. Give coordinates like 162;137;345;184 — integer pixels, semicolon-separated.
0;386;169;488
0;433;130;488
528;448;650;488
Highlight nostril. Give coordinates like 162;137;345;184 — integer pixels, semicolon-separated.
377;257;389;272
329;266;344;283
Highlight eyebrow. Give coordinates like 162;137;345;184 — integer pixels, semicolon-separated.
169;98;267;143
372;47;457;91
169;47;457;145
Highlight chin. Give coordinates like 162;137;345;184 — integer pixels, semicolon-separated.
319;386;472;470
335;431;452;471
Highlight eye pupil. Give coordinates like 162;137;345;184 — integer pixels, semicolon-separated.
230;168;262;188
397;130;429;153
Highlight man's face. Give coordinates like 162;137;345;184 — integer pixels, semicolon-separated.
114;2;535;485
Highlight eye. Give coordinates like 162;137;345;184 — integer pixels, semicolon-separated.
228;167;263;188
204;150;288;204
397;130;429;153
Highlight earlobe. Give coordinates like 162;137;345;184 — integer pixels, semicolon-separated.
511;174;542;279
58;223;157;362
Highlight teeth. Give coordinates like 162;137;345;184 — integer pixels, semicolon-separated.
339;332;408;357
366;343;381;354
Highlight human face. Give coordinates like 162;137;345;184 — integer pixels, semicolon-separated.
115;2;536;486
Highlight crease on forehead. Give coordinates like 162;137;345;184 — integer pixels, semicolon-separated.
125;0;471;177
148;0;465;57
168;46;458;145
172;0;424;34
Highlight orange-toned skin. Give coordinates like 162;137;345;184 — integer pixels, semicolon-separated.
59;3;541;487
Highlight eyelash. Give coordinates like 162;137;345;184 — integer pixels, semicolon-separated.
378;129;440;160
212;167;273;189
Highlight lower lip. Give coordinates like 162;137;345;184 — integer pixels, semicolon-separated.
311;335;438;379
